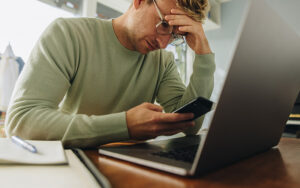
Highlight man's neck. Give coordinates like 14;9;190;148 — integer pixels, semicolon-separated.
112;14;135;51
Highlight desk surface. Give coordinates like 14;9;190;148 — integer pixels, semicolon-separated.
84;138;300;188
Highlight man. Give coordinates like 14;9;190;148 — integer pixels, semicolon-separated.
5;0;215;148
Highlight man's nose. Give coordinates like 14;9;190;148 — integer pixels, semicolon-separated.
156;34;171;49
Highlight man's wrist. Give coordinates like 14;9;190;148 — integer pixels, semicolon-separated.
194;37;212;55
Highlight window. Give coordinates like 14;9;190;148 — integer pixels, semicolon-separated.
0;0;77;62
97;2;122;19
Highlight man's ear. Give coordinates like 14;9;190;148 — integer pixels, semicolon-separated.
133;0;146;9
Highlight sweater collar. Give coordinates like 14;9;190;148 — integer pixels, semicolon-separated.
104;19;141;57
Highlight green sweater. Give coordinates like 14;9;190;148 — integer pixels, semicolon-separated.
5;18;215;148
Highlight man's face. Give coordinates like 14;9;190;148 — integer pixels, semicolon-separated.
129;0;177;54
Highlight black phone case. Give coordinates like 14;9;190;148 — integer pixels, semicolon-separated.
173;96;213;120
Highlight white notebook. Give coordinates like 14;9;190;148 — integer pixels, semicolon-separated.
0;138;67;164
0;150;100;188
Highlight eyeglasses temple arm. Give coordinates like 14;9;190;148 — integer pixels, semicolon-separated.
153;0;164;20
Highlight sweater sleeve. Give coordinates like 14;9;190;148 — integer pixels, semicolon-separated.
4;18;129;148
156;52;216;135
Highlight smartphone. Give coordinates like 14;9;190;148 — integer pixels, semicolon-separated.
172;96;214;120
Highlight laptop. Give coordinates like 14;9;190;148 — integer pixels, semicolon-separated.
99;0;300;176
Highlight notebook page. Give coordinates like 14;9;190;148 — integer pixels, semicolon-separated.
0;138;67;164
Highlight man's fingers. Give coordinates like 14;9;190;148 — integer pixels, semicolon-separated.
165;14;191;21
165;14;182;20
165;15;194;26
178;26;194;33
127;103;194;140
143;102;163;112
168;18;194;27
158;121;195;132
162;129;182;136
156;113;194;123
171;8;187;15
167;121;195;130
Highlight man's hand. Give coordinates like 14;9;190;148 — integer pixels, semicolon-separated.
165;9;212;55
126;102;195;140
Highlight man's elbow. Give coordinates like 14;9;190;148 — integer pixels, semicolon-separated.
4;110;32;139
5;113;21;138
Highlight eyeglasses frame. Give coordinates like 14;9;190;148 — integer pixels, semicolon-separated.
152;0;185;46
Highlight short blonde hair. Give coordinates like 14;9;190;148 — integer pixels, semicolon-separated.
176;0;210;23
146;0;210;23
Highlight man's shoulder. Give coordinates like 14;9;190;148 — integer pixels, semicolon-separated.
51;17;106;31
45;18;110;44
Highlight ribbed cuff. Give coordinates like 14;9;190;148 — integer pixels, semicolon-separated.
62;111;130;148
93;111;130;143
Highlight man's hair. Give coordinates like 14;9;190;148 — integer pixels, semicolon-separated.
146;0;210;23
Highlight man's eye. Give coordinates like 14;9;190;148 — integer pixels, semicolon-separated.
162;21;169;28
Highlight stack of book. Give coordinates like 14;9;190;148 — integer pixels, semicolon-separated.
287;93;300;125
0;112;5;138
285;93;300;138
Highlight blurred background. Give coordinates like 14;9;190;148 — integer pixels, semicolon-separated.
0;0;299;138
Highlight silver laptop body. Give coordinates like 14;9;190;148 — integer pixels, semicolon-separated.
99;0;300;176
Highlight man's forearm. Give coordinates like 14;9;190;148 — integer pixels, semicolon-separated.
194;33;212;55
5;101;129;148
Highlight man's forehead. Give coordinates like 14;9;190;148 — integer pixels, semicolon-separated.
156;0;178;15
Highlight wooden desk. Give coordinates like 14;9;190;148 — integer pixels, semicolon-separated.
84;138;300;188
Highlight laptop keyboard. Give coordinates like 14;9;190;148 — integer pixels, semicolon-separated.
151;144;199;163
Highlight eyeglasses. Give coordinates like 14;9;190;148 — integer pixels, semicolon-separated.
153;0;185;46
